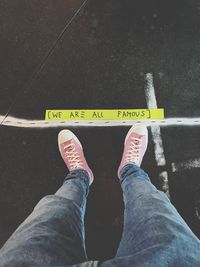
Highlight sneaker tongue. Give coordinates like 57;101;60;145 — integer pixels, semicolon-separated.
68;146;73;152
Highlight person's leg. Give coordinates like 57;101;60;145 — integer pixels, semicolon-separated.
0;130;94;267
0;170;90;267
113;125;200;266
116;164;200;263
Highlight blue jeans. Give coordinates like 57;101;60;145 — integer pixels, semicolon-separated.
0;164;200;267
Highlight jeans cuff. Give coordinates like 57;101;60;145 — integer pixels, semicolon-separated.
119;163;150;184
63;169;90;195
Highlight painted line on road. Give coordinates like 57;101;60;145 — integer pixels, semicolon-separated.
172;158;200;172
195;207;200;221
1;115;200;128
144;73;170;197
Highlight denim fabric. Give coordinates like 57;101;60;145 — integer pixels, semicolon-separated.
0;170;98;267
0;164;200;267
99;164;200;267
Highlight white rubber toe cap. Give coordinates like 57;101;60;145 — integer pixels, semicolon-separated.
125;124;148;143
58;130;82;148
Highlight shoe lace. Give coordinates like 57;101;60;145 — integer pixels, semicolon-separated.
126;136;142;163
63;142;83;169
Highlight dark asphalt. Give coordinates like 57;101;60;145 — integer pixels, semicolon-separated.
0;0;200;261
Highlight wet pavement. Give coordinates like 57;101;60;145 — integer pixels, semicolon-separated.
0;0;200;261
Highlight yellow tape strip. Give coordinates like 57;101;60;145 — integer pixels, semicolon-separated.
45;109;164;121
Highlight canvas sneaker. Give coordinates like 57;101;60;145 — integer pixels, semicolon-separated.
58;130;94;185
118;124;148;177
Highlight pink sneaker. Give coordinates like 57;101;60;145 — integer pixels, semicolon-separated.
58;130;94;185
118;125;148;177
